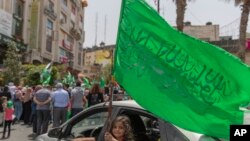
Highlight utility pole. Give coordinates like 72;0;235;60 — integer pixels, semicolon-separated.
157;0;160;13
104;15;107;43
94;13;98;46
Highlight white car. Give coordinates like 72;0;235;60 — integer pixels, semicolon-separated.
35;100;228;141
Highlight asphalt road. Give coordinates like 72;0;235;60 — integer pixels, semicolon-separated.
0;122;35;141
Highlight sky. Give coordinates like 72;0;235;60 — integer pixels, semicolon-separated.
84;0;243;48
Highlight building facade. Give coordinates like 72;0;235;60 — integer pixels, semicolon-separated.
0;0;88;72
83;45;115;79
0;0;28;68
183;22;220;41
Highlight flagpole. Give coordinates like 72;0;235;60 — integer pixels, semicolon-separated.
107;76;114;131
107;48;115;130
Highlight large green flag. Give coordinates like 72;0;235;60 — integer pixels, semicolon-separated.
114;0;250;139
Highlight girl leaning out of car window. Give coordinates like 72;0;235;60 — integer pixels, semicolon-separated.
104;115;135;141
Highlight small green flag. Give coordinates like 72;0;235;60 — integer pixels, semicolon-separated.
40;62;52;85
100;76;105;88
63;72;75;87
114;0;250;139
82;77;91;88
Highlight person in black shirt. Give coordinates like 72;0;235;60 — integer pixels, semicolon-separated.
0;86;11;100
86;84;104;107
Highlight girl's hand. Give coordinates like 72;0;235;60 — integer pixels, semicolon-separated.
104;132;117;141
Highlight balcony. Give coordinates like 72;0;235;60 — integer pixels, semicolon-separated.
70;28;81;40
44;7;57;20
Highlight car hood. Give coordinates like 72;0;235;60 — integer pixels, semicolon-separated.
35;133;58;141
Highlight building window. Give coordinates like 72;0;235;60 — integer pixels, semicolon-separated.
60;12;67;24
70;21;75;29
46;19;53;52
78;52;81;65
60;48;66;56
12;0;24;38
48;0;54;12
12;19;23;38
78;43;82;65
71;5;76;15
14;0;24;17
78;43;82;51
80;15;83;23
67;35;74;45
62;0;67;6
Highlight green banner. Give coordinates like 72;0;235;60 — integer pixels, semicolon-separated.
114;0;250;139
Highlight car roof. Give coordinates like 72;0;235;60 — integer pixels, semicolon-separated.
93;100;144;109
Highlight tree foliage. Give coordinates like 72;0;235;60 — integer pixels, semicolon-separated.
100;64;112;84
22;64;61;86
2;41;22;85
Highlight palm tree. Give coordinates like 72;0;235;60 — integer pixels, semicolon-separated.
229;0;250;62
173;0;192;31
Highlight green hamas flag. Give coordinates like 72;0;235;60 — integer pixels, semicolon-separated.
114;0;250;139
82;77;91;88
100;76;105;88
40;62;52;85
63;72;75;87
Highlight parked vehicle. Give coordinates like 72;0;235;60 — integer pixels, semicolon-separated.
35;100;228;141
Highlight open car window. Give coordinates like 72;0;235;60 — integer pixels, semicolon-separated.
119;108;161;141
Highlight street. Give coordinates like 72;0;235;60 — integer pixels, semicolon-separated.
0;123;34;141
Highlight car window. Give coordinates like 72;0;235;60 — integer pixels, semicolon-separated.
119;109;161;141
70;109;108;139
162;121;189;141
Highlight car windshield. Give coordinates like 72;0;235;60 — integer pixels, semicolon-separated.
71;111;108;137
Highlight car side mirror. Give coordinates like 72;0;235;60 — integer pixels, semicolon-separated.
48;127;62;138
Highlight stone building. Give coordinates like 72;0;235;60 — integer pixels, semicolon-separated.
82;45;115;79
0;0;28;68
183;22;219;41
0;0;88;73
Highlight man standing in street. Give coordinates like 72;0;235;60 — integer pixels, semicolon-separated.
33;85;51;136
71;81;87;117
52;83;69;127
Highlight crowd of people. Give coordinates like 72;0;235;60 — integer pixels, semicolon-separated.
0;81;131;139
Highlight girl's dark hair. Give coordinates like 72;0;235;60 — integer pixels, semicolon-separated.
110;115;135;141
90;83;101;94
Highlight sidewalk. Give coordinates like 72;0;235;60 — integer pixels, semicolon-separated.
0;122;34;141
